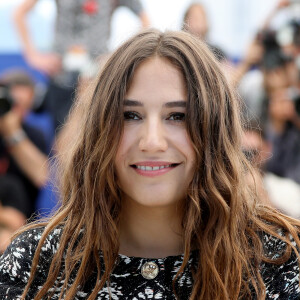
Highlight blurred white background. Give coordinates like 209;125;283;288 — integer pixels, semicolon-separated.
0;0;297;58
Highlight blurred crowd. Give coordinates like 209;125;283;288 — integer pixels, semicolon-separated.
0;0;300;252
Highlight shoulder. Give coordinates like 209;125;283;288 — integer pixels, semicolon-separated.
0;225;62;273
0;226;62;298
1;226;46;271
4;225;61;255
260;231;300;299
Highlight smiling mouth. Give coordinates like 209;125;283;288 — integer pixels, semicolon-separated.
130;163;179;171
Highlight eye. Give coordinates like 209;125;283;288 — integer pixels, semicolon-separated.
123;111;141;120
167;112;185;122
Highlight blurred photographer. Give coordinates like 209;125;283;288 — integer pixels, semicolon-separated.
237;0;300;116
263;87;300;184
238;32;298;119
242;124;300;219
0;71;49;252
13;0;150;132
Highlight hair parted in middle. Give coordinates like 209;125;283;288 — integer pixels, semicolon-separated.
21;28;300;300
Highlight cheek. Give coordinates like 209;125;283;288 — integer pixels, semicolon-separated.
114;137;128;188
171;129;195;161
115;139;126;172
183;134;197;178
115;128;136;169
170;130;196;184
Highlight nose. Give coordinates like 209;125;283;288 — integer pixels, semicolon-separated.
139;117;168;152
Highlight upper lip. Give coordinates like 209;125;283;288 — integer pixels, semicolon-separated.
131;161;180;167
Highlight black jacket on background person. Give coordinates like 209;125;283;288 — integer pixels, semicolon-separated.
265;122;300;185
0;122;47;218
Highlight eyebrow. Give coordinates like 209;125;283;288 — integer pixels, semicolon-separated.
123;99;186;108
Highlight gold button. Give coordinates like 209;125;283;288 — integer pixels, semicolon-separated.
141;261;159;280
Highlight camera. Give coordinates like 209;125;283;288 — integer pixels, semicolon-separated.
0;83;12;117
256;30;279;52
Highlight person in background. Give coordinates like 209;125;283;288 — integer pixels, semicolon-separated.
0;71;49;252
238;0;300;118
226;0;296;88
263;87;300;184
242;124;300;219
182;2;227;63
181;2;264;87
182;2;208;40
240;29;300;194
243;45;298;119
13;0;150;132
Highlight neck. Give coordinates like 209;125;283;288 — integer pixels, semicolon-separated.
119;198;184;258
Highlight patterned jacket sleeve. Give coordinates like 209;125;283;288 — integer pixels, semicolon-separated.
0;227;47;299
262;232;300;299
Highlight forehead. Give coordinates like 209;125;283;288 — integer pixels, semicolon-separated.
125;57;187;104
187;5;206;18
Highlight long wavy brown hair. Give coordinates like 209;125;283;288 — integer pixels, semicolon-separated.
19;29;300;299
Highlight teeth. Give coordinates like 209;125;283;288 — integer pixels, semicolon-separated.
160;165;170;169
136;164;172;171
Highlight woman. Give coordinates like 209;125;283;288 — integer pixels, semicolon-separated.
0;29;300;299
182;2;209;40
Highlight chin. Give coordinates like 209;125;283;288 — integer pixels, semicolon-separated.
136;198;178;208
125;189;185;208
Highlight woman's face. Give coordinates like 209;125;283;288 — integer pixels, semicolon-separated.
185;5;208;39
269;88;296;122
115;57;196;208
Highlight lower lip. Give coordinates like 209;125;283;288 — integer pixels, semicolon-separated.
132;165;178;177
